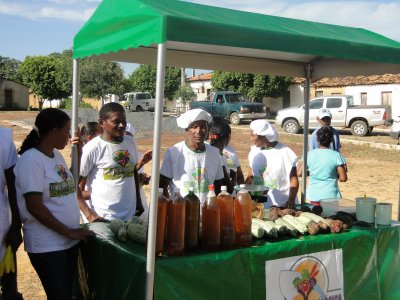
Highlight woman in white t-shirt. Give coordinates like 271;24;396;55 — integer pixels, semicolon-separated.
0;127;22;299
245;120;299;208
14;108;94;300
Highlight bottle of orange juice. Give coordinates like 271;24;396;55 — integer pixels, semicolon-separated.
217;186;235;249
166;190;186;255
201;184;220;251
184;187;200;251
234;184;252;247
155;188;168;256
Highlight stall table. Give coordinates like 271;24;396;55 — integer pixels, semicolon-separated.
77;223;400;300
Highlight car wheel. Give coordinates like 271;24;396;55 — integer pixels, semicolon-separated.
351;120;368;136
230;113;241;125
136;105;143;112
283;119;300;134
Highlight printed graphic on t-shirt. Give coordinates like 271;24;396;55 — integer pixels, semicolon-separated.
103;150;135;180
224;152;237;169
182;167;210;193
49;165;75;197
262;167;278;189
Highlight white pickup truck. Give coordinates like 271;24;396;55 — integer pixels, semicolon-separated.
120;92;156;112
275;95;391;136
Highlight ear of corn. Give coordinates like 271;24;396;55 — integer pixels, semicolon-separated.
296;215;314;226
300;212;331;228
252;219;279;238
251;223;264;238
274;218;298;236
282;215;308;234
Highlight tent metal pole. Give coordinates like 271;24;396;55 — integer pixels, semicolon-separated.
145;42;166;300
301;63;311;205
71;59;80;187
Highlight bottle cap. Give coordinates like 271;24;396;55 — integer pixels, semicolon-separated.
189;186;194;192
208;184;215;190
221;186;227;191
239;184;246;189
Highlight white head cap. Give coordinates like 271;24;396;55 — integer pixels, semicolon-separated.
125;123;136;136
250;119;279;142
318;108;332;119
176;108;212;129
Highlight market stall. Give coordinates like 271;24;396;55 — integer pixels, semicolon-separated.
77;222;400;300
72;0;400;298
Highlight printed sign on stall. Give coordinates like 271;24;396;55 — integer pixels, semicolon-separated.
265;249;343;300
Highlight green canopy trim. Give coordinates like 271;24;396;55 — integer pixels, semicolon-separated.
74;0;400;65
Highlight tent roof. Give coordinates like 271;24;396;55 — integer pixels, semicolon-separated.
74;0;400;79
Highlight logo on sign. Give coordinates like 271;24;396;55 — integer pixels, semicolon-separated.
265;249;343;300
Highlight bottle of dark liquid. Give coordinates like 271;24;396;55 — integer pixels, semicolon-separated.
201;184;220;251
234;184;252;247
155;188;168;256
217;186;235;249
184;187;200;251
166;190;185;256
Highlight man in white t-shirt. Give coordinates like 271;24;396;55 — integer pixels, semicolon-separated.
246;120;299;208
0;128;22;300
159;109;224;204
79;103;152;222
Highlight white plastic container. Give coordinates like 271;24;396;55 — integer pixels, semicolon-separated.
375;203;392;225
355;197;377;223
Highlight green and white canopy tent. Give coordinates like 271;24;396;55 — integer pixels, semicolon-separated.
73;0;400;298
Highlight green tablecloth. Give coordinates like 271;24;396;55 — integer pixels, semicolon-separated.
77;223;400;300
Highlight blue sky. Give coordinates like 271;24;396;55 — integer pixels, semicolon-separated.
1;0;399;76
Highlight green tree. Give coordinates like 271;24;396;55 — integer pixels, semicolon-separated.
50;49;73;98
80;59;125;98
18;55;69;100
0;56;22;81
211;71;291;101
174;84;196;104
129;64;181;99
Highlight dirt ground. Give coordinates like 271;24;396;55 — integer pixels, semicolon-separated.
1;111;399;299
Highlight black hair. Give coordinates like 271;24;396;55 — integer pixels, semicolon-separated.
317;125;333;148
209;118;231;147
99;102;125;120
18;108;70;155
81;121;100;139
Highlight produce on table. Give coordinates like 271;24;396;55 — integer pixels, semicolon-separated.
109;218;126;235
251;201;264;219
251;223;264;238
282;215;309;234
109;217;148;244
127;223;147;243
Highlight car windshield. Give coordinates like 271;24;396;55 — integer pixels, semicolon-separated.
225;93;248;103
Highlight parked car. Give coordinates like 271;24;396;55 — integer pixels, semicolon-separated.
275;95;391;136
190;91;266;125
120;92;156;112
389;115;400;142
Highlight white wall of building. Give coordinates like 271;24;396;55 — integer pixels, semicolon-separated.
187;81;212;100
345;84;400;118
264;83;305;113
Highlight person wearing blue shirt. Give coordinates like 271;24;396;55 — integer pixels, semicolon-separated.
309;108;341;152
298;125;347;204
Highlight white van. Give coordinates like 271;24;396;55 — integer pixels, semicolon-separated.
120;92;155;112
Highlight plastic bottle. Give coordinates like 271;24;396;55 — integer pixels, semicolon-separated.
217;186;235;249
234;184;252;247
166;190;186;255
155;188;168;256
201;184;220;251
184;187;200;251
